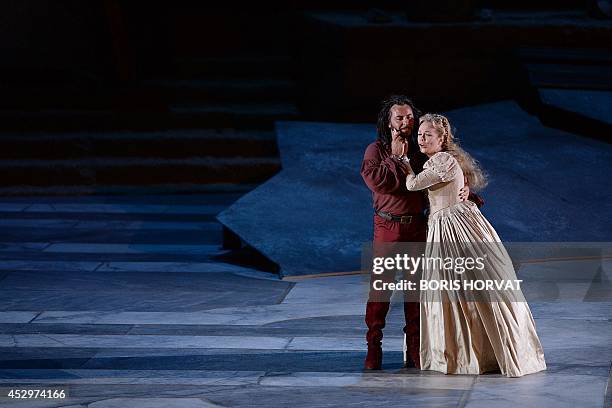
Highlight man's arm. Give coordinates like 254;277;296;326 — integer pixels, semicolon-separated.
360;143;408;195
468;191;485;208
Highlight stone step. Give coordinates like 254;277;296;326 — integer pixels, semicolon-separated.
518;47;612;90
0;157;281;187
537;88;612;142
138;78;297;103
169;102;299;119
0;183;255;198
1;78;297;108
517;47;612;65
169;10;294;58
172;56;294;79
0;129;278;160
0;225;221;244
525;63;612;90
516;46;612;140
0;101;300;131
517;43;612;142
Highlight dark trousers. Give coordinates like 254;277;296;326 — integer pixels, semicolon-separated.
365;214;426;347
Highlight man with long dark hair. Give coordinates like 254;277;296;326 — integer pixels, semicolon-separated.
360;95;478;370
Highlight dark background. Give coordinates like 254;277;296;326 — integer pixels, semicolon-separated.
0;0;610;193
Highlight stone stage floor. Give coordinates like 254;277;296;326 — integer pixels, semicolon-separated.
0;197;610;406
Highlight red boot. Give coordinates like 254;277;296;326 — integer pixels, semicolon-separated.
403;301;420;369
364;343;382;370
364;301;390;370
404;335;421;369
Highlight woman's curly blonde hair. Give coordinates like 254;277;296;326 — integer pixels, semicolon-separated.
419;113;488;191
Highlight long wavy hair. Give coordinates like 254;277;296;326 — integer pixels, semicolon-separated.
419;113;488;191
376;95;422;156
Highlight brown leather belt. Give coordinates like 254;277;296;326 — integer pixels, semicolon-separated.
376;210;423;224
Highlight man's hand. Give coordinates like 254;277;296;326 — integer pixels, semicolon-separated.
458;177;470;202
391;128;408;157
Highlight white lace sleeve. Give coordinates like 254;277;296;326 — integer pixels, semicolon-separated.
406;152;460;191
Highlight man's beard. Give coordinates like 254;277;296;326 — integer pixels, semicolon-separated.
398;127;412;138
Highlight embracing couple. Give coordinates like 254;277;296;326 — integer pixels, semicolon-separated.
360;95;547;377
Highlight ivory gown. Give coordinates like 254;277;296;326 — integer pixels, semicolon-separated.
405;151;546;377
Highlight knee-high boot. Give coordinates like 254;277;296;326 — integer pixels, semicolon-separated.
364;301;390;370
403;301;420;368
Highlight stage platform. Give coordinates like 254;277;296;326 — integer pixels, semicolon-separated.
0;100;609;406
538;88;612;141
0;191;609;406
218;100;612;277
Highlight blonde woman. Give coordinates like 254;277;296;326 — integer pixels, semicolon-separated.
404;114;546;377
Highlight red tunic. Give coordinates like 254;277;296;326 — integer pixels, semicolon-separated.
360;140;427;216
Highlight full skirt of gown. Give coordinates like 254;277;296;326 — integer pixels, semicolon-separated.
420;200;547;377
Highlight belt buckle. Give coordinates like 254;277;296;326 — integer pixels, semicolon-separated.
378;211;393;222
400;215;412;224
